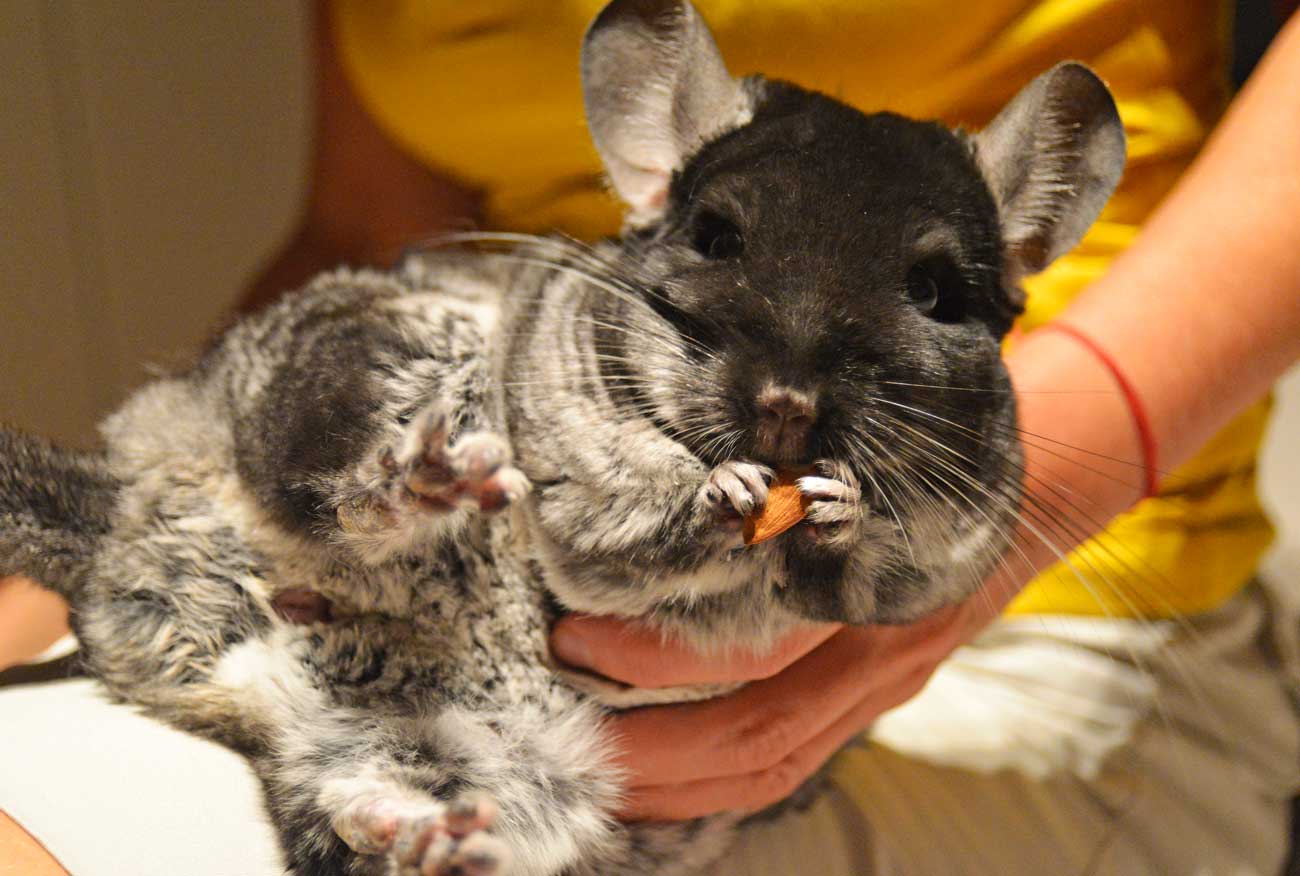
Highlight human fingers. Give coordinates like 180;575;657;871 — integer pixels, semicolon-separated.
550;613;840;688
605;620;957;791
618;660;937;821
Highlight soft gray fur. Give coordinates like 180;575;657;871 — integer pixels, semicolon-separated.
0;2;1125;874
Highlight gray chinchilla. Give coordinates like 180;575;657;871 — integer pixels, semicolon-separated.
0;1;1124;873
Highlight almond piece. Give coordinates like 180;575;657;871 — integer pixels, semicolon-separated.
743;468;812;545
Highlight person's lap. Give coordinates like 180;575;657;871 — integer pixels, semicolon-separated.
0;678;282;876
3;577;1296;876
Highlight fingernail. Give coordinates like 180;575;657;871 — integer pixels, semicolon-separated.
551;625;594;670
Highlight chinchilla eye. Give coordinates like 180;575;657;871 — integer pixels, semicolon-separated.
905;265;940;314
905;259;967;323
691;211;744;260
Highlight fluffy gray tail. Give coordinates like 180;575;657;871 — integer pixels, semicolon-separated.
0;426;118;598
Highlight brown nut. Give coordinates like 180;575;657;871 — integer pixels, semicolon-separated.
743;468;813;545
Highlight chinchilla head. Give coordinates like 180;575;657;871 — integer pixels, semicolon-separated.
507;0;1125;627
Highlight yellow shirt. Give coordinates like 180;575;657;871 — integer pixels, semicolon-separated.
333;0;1273;619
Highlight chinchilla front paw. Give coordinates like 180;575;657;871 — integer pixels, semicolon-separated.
333;789;511;876
387;405;531;514
339;404;531;536
798;460;862;545
697;461;775;537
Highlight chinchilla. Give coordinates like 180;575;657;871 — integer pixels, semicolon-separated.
0;0;1124;873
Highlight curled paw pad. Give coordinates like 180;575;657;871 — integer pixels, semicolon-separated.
333;791;510;876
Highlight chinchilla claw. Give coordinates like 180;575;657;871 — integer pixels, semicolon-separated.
699;461;774;523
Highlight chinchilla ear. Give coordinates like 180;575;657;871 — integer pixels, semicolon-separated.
582;0;753;225
973;63;1126;282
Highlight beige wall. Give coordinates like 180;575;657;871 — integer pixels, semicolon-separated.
0;1;308;447
1;2;1297;564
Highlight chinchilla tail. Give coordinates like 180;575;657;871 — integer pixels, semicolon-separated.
0;426;118;598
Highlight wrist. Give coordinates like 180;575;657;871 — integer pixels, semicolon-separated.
1002;329;1147;571
1031;322;1160;499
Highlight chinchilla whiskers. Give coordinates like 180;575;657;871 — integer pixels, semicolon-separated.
429;231;670;311
862;431;1004;574
511;335;700;386
434;233;722;362
878;394;1128;515
506;278;718;367
916;456;1214;720
593;310;719;364
500;313;692;359
499;360;697;391
719;429;745;461
872;395;987;443
414;229;547;248
833;431;993;589
506;375;702;420
878;397;1164;579
500;254;652;315
496;374;671;391
418;230;619;279
914;388;1155;476
877;399;1183;616
865;421;1044;586
974;466;1230;744
587;351;686;370
852;408;1086;603
886;408;1125;564
911;465;1111;613
671;417;740;456
855;426;998;580
884;393;1156;490
580;316;702;358
698;427;745;462
1011;475;1190;621
441;241;717;363
830;430;917;564
655;422;707;446
879;379;1117;396
878;411;1172;625
881;410;1071;543
426;230;624;282
505;361;723;436
441;235;650;310
984;417;1157;490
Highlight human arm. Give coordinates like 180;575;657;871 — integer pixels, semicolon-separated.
550;10;1300;821
0;576;69;673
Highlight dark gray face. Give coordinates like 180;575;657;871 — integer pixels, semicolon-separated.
573;0;1123;625
610;82;1021;546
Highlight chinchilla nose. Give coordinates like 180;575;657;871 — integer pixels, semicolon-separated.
759;388;816;428
755;385;818;462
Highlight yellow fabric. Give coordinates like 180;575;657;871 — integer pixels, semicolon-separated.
333;0;1273;619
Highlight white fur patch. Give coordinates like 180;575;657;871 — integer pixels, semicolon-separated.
211;632;324;731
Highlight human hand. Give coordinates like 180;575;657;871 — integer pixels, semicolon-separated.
549;585;1010;821
0;575;70;672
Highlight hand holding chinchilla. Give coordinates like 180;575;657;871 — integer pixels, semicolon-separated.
0;0;1128;873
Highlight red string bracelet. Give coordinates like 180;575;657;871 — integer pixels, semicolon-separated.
1034;322;1161;499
